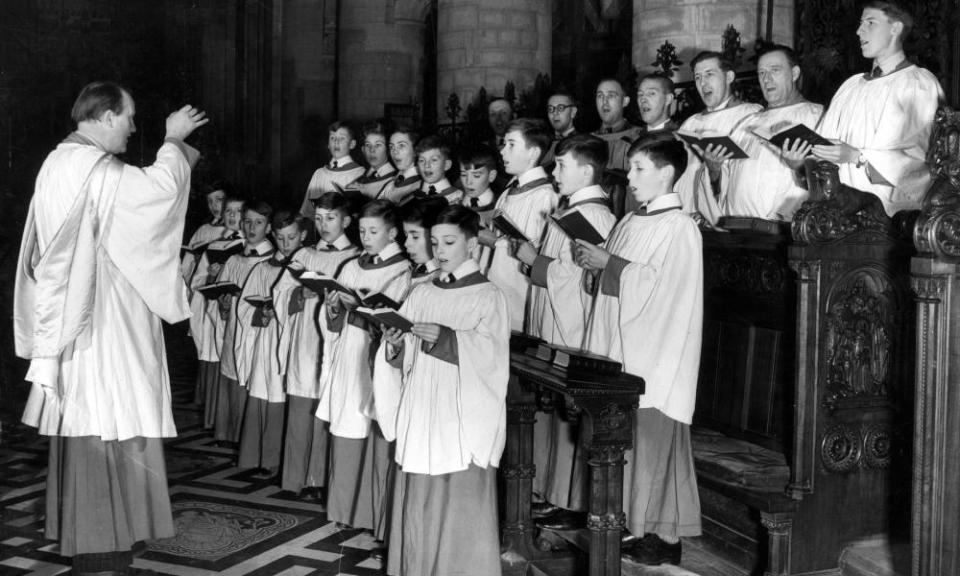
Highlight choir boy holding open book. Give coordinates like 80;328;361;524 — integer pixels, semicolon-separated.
234;211;305;474
514;133;616;527
274;192;359;499
375;205;509;576
575;134;702;565
318;199;412;537
480;118;557;331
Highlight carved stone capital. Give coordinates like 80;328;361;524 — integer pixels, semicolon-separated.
586;511;626;531
911;275;947;301
760;515;794;534
501;463;537;480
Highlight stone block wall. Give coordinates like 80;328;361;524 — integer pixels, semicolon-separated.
633;0;794;82
436;0;551;121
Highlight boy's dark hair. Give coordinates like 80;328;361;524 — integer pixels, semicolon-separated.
555;134;609;184
362;120;391;140
863;1;913;41
223;193;246;208
638;73;676;94
755;43;799;67
401;196;448;229
329;120;356;142
242;200;274;221
627;133;688;185
505;118;552;164
200;180;229;197
312;191;351;217
71;81;129;123
391;124;421;144
272;210;305;232
690;51;735;74
359;199;400;230
458;144;498;171
414;134;452;159
435;205;481;239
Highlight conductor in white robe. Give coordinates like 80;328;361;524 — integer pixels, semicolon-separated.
812;1;943;215
13;81;207;575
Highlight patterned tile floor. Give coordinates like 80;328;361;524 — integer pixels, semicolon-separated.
0;324;741;576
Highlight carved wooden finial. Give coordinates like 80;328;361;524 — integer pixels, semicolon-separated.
914;106;960;260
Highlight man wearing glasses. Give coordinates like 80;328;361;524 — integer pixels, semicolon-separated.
542;90;579;168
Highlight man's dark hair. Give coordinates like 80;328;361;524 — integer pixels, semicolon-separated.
864;1;914;41
638;73;676;94
505;118;552;164
548;90;578;106
71;81;130;123
362;120;391;140
756;44;800;68
691;51;735;74
458;144;498;171
555;134;609;184
435;204;481;238
627;133;688;185
596;77;627;94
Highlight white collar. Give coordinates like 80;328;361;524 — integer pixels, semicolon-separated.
320;233;353;251
517;166;548;186
647;119;671;131
442;258;480;280
644;192;682;212
245;239;273;255
372;163;397;177
421;177;451;192
568;184;607;205
464;188;496;206
369;241;402;261
401;165;419;178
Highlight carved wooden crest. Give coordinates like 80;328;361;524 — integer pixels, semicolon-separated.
914;106;960;260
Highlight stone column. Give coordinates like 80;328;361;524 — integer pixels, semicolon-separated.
633;0;794;82
436;0;551;121
337;0;431;120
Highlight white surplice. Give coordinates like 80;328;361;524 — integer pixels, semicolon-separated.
217;241;275;381
718;101;824;220
299;160;366;217
485;166;557;331
584;193;703;424
235;258;287;402
817;64;943;215
373;259;510;475
526;185;615;347
273;237;359;399
180;222;227;290
317;243;412;439
15;134;198;440
674;100;764;223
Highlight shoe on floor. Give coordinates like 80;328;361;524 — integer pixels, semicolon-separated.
534;509;587;530
622;534;681;566
531;501;560;518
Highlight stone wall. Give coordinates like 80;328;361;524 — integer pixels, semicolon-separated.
633;0;795;81
436;0;551;121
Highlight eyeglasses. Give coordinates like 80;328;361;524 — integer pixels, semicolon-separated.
547;104;574;114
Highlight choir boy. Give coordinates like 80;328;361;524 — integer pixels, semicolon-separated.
401;197;448;287
413;135;463;204
576;135;702;565
480;118;557;331
181;183;227;288
382;126;422;204
214;201;276;444
375;205;510;576
189;194;245;430
458;144;500;227
300;121;365;217
318;199;412;536
354;120;398;199
275;193;359;498
515;134;616;526
234;211;307;474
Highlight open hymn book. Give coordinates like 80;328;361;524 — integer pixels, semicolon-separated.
295;271;401;309
353;307;414;333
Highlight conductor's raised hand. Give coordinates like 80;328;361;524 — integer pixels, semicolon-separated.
166;105;209;141
574;240;610;271
411;323;441;344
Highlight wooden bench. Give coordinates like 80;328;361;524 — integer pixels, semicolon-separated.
695;181;917;575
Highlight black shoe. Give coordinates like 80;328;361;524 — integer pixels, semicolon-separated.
300;486;324;502
531;501;561;518
621;531;642;545
622;534;681;566
535;509;587;530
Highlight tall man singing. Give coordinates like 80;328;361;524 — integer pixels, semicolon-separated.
14;81;208;575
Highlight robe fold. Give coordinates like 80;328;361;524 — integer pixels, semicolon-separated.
817;64;943;215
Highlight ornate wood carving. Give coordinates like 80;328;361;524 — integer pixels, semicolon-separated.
914;107;960;262
704;249;787;295
792;161;894;245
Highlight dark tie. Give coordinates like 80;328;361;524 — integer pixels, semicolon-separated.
635;205;648;215
373;255;382;265
505;179;518;196
871;66;883;78
415;264;427;275
394;175;405;186
470;197;480;208
444;273;456;284
428;185;437;196
330;160;338;169
322;243;335;251
557;196;570;210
